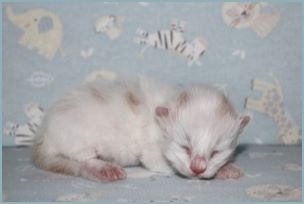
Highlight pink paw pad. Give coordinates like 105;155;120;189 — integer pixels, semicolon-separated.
80;163;127;182
98;165;127;181
215;163;243;180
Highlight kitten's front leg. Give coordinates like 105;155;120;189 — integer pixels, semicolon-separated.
140;150;174;174
215;163;243;180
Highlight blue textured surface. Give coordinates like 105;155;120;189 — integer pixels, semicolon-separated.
2;145;302;202
2;2;302;145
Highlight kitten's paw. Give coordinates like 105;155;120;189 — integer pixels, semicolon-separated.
80;163;127;182
99;164;127;181
215;163;243;180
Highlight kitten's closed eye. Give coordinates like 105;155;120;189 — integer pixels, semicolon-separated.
210;150;219;158
181;145;191;156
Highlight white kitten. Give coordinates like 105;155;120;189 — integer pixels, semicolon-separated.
32;75;250;182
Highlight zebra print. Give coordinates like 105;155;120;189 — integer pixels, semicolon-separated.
4;104;45;146
153;30;185;52
134;21;207;66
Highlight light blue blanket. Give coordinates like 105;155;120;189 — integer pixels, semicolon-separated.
3;145;301;202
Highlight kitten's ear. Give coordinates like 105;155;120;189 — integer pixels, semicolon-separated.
155;106;169;118
238;113;251;129
177;91;189;106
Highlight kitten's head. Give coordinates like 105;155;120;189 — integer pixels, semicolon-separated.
155;86;250;179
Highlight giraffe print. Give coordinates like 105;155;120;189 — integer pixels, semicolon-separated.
245;79;300;144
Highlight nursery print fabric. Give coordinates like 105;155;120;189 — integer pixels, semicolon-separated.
5;6;63;60
2;2;302;146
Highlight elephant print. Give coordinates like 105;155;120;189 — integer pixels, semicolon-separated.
6;6;63;60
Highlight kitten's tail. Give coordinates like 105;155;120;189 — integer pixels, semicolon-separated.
31;137;81;176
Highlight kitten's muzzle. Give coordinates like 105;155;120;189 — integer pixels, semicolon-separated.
190;155;206;176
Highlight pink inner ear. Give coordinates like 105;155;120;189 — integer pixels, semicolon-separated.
240;115;250;128
155;106;169;117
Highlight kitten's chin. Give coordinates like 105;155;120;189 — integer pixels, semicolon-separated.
176;168;215;179
171;166;195;179
179;171;216;180
172;164;217;179
198;170;217;179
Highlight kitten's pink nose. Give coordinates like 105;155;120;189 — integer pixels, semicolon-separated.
190;155;206;175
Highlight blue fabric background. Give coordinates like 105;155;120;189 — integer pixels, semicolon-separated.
2;2;302;146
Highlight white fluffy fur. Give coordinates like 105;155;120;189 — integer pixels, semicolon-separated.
32;75;250;181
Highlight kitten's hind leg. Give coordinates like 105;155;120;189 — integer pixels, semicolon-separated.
32;142;126;182
75;148;127;182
